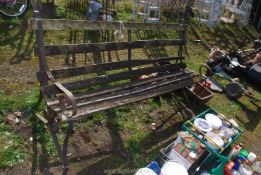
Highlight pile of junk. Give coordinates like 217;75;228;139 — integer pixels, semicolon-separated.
206;39;261;85
133;40;261;175
134;109;261;175
192;39;261;103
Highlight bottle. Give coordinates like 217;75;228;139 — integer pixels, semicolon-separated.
247;152;256;164
224;161;235;175
239;149;249;158
228;144;242;159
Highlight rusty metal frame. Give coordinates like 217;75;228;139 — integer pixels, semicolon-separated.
48;119;74;170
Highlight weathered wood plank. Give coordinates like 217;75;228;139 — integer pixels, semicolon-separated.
47;70;193;107
34;39;184;56
60;75;200;122
30;18;187;31
41;63;187;96
51;71;194;110
48;57;183;79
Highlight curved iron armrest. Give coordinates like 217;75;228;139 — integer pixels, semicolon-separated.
55;82;77;118
45;70;77;118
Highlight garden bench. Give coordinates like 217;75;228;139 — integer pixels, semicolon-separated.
30;18;200;169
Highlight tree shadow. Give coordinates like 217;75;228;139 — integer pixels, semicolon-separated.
189;22;255;53
234;99;261;132
135;30;169;59
0;18;35;65
10;30;35;65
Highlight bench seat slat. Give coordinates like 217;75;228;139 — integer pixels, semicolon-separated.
48;57;183;79
47;70;193;107
56;75;200;122
36;39;184;56
41;63;187;96
52;71;194;111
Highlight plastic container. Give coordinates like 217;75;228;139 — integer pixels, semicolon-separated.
224;161;235;175
233;155;246;170
251;161;261;173
238;164;254;175
228;145;241;159
239;149;249;158
146;161;161;175
230;170;241;175
247;152;256;163
186;82;214;103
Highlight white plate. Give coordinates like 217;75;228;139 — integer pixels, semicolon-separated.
206;132;224;148
205;113;223;130
161;161;188;175
135;168;157;175
194;118;212;132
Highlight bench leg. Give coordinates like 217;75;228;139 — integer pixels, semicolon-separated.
171;93;195;120
48;120;74;171
31;93;43;111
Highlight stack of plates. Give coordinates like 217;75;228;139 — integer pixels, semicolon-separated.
205;113;223;130
205;132;224;150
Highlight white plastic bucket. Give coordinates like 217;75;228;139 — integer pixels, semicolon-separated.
161;161;188;175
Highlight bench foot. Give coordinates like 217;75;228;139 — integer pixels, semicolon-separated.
48;120;74;170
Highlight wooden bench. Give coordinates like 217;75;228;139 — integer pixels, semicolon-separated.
30;18;200;169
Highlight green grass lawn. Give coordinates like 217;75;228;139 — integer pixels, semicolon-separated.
0;0;260;172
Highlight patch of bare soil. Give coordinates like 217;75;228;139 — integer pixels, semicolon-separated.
0;59;38;94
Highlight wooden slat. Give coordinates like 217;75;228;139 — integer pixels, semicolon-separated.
49;57;183;79
41;63;187;96
34;39;184;56
47;70;193;107
51;71;194;111
30;18;186;31
60;75;200;122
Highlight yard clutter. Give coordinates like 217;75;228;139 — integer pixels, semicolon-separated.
186;81;214;103
135;108;248;175
199;46;261;102
224;147;260;175
135;109;260;175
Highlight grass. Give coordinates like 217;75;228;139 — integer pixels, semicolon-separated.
0;123;27;167
0;89;38;167
0;0;260;171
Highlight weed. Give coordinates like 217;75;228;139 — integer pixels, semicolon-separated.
56;6;67;18
0;128;27;168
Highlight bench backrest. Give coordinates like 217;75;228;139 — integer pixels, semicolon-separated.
30;19;188;97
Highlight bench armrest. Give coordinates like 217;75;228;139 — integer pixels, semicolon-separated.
44;70;77;118
54;82;77;118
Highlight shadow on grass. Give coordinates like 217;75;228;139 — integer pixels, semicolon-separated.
0;17;36;65
135;30;169;59
189;22;257;53
234;99;261;132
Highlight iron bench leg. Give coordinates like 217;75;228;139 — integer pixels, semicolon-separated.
48;119;74;171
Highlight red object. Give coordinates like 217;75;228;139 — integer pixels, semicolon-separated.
202;81;211;89
224;161;235;175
